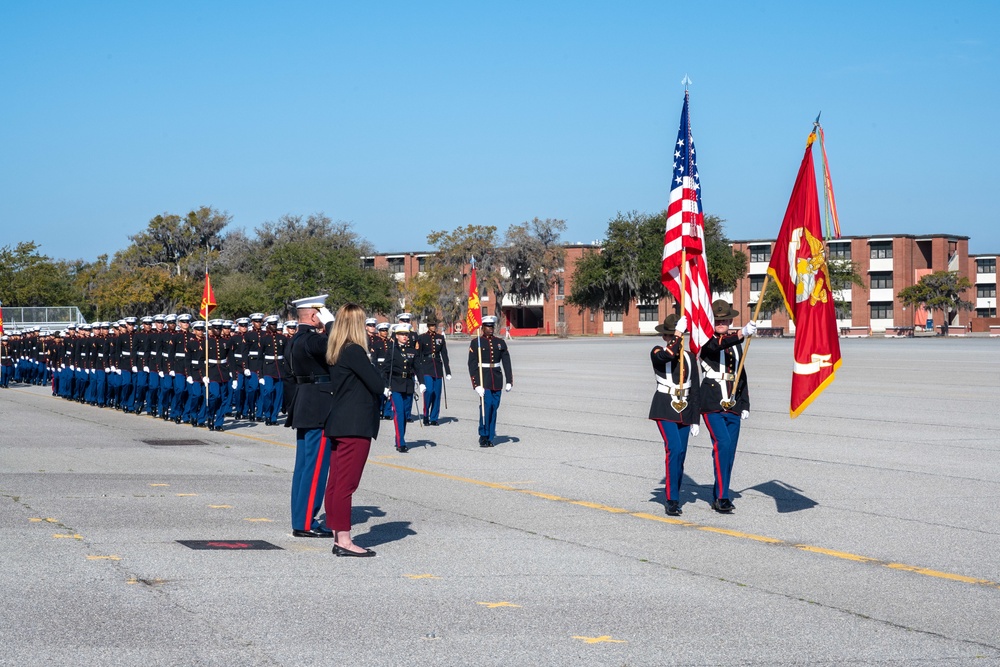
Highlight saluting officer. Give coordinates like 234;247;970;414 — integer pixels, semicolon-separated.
699;300;756;514
467;315;512;447
285;295;336;538
417;314;451;426
648;314;701;516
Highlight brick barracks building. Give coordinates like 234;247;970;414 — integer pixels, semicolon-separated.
370;233;999;336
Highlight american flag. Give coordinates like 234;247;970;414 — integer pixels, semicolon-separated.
661;90;714;353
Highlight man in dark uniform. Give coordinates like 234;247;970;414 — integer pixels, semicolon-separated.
284;295;336;537
467;315;512;447
417;314;451;425
372;322;392;419
241;313;265;421
1;334;12;388
132;316;154;414
279;319;297;418
91;323;110;407
206;320;231;431
648;314;701;516
171;314;193;423
385;323;421;453
258;315;285;425
699;300;756;513
184;321;209;427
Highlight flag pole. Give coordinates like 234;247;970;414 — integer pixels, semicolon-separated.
729;273;770;402
671;76;694;413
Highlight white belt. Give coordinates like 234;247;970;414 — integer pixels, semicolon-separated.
97;353;105;358
233;353;243;358
703;369;735;381
248;351;260;356
264;355;283;360
175;353;186;357
208;360;228;364
161;352;170;357
121;351;131;356
479;363;500;368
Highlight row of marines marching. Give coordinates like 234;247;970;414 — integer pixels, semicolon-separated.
1;314;295;431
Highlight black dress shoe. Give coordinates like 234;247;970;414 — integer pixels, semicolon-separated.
479;437;489;447
422;419;430;426
332;544;376;557
292;528;335;538
711;498;735;513
429;421;439;426
396;445;408;453
666;501;682;516
207;425;216;431
174;417;182;424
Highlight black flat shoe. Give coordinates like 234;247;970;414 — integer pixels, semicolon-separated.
332;544;376;557
396;445;408;453
666;501;682;516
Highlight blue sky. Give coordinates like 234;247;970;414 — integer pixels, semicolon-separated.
2;1;998;262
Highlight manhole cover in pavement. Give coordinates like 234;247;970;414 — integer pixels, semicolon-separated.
143;439;209;446
177;540;283;550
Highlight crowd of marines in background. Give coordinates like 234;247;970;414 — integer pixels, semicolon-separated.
0;311;454;438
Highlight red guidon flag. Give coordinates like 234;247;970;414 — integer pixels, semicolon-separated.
767;133;842;418
466;261;483;333
199;271;217;320
661;90;714;353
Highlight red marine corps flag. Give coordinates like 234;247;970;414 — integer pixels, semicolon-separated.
767;130;842;418
199;271;217;320
466;258;483;333
661;87;714;353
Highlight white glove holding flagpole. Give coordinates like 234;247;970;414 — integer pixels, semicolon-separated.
418;383;426;394
504;383;512;392
475;386;485;398
383;387;391;398
231;380;238;389
741;321;757;338
674;316;688;336
690;423;700;437
741;410;750;420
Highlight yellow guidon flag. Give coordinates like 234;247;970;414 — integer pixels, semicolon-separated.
466;260;483;333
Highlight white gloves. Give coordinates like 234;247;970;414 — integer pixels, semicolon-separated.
131;366;138;373
187;376;194;385
143;366;149;373
674;316;688;335
383;387;392;398
169;371;175;377
116;369;122;375
243;368;251;377
741;410;750;420
445;374;452;380
504;383;512;392
202;377;210;386
231;380;238;389
690;423;700;437
741;321;757;338
418;383;426;394
69;365;75;371
158;371;164;378
316;307;335;326
258;377;265;385
475;386;485;398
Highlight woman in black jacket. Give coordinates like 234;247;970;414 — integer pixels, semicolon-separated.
323;303;390;557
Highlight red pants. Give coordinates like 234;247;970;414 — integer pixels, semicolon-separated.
323;436;372;531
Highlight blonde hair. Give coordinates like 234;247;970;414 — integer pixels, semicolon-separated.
326;303;369;365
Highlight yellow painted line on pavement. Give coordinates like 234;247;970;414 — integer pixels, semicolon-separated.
572;635;627;644
225;429;1000;591
367;460;1000;591
87;555;121;561
53;533;83;539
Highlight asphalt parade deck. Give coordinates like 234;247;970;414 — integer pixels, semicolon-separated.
1;336;998;666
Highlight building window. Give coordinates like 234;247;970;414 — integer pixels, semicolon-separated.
638;305;658;322
749;245;771;262
361;257;375;270
977;258;996;273
828;242;851;260
977;284;996;298
870;272;893;289
870;302;893;319
556;278;564;296
749;275;765;292
417;256;426;272
387;257;404;273
835;302;852;319
603;309;623;322
870;241;893;259
558;306;565;322
976;308;997;318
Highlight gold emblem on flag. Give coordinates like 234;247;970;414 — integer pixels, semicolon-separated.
787;227;830;307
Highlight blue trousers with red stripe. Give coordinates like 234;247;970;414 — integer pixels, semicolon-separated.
291;428;331;531
390;392;413;449
703;411;741;500
422;375;443;423
654;420;691;502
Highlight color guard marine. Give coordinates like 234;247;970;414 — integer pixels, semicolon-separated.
184;321;209;427
648;314;701;516
467;315;512;447
698;300;756;514
372;322;392;419
384;323;421;452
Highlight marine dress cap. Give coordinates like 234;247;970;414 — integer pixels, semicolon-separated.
124;316;138;324
265;315;280;325
397;312;412;321
481;315;498;326
250;313;264;321
391;323;412;334
192;321;206;330
177;314;192;323
236;317;250;326
165;314;177;323
711;300;740;319
292;295;328;310
153;314;165;322
284;320;298;328
140;316;154;324
209;319;224;327
365;318;378;326
376;322;390;331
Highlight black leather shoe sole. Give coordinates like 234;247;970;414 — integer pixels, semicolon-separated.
711;500;734;513
292;529;334;538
